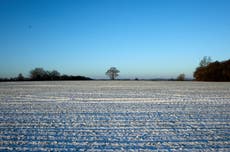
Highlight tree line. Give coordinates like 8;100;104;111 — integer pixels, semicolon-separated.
194;57;230;81
0;68;92;81
1;58;230;82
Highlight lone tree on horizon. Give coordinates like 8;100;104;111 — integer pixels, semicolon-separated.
106;67;120;80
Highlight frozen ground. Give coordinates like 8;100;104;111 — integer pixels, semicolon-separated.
0;81;229;151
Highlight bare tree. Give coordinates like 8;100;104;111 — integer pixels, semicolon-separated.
105;67;120;80
199;56;212;67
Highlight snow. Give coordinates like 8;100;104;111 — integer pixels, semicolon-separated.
0;81;230;151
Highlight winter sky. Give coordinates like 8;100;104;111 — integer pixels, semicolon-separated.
1;0;230;79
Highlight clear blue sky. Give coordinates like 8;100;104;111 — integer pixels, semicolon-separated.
1;0;230;79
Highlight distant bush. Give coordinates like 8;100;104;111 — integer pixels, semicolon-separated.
60;75;92;80
194;59;230;81
0;78;9;82
177;74;185;81
17;73;24;81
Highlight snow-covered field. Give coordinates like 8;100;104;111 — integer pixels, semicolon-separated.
0;81;229;151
